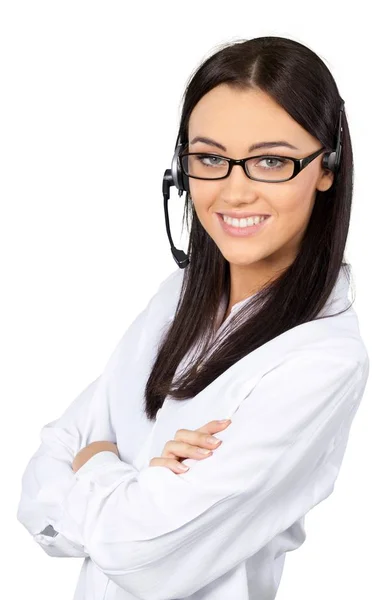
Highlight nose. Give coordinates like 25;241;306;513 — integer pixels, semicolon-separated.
220;161;257;202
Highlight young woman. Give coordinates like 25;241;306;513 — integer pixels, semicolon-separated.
17;36;369;600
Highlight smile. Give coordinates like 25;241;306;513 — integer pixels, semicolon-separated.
216;213;271;237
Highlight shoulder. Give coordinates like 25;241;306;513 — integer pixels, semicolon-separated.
273;331;370;395
155;267;185;301
255;309;370;390
146;267;185;322
99;269;185;380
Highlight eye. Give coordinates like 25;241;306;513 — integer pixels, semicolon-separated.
256;156;285;169
195;154;227;168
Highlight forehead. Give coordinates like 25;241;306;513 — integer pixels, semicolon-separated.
188;84;313;149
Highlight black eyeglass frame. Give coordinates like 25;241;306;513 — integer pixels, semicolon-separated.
179;146;329;183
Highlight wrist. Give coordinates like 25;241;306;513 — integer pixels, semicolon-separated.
72;441;119;472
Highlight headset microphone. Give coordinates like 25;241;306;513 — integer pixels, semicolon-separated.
162;172;190;268
162;99;345;269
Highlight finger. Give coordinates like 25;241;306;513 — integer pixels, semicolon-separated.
197;419;232;434
173;420;231;450
174;419;231;443
162;440;214;460
173;430;222;452
149;457;190;473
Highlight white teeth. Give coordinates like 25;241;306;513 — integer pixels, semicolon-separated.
222;215;268;228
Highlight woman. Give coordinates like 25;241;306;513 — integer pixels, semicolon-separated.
17;36;369;600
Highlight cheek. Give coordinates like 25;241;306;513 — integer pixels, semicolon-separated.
190;185;215;219
189;180;212;201
267;189;315;246
277;185;314;222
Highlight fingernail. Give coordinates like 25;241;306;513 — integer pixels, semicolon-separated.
217;419;231;423
177;464;189;471
207;436;221;445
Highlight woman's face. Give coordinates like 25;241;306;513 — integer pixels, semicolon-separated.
186;84;334;271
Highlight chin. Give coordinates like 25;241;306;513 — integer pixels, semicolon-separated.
219;250;264;266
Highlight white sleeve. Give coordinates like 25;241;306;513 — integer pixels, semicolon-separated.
16;376;103;558
44;348;369;598
15;269;181;559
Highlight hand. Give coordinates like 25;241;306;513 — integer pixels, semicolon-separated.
149;419;232;474
72;441;120;473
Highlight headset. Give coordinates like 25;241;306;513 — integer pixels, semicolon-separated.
162;100;345;269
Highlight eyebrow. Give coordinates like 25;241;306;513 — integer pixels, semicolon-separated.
189;136;299;152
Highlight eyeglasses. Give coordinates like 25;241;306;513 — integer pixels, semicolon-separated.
179;146;328;183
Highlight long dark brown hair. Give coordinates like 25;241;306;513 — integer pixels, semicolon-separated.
144;36;354;421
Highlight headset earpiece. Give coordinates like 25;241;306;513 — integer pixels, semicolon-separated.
171;142;189;195
322;100;345;173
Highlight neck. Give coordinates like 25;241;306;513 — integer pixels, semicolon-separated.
227;260;289;310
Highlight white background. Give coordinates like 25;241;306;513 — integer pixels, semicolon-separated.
2;1;385;598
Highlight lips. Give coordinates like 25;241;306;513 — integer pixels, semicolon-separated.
217;212;270;219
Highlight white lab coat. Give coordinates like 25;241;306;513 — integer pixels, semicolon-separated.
17;265;370;600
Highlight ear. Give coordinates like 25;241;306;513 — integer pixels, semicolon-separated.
316;168;334;192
